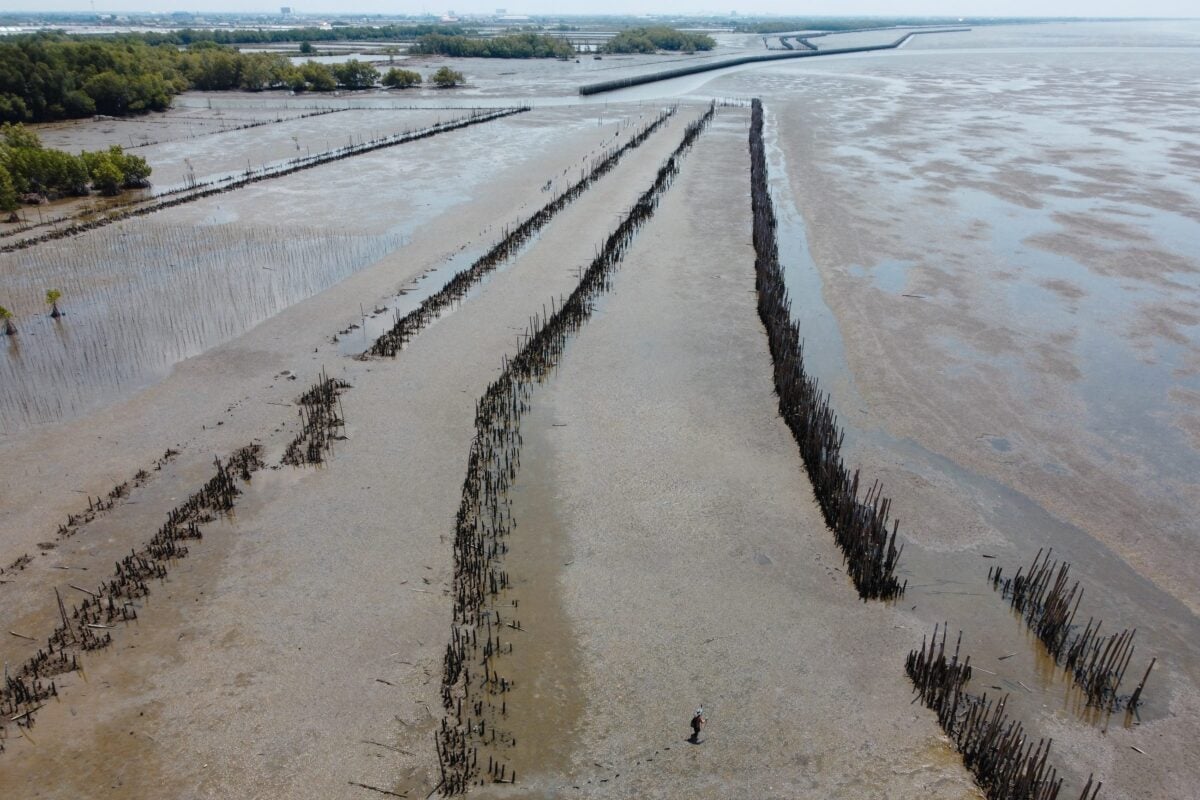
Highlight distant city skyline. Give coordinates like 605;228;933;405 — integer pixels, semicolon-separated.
3;2;1196;18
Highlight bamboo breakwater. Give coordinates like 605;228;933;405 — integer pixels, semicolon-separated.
366;105;679;359
748;98;904;601
579;29;970;96
0;444;264;751
0;107;527;254
435;104;716;795
907;625;1102;800
125;107;346;150
51;449;179;541
281;368;351;467
989;550;1154;712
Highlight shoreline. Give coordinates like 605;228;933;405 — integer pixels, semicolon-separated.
578;29;970;95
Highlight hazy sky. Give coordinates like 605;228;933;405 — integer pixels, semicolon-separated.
9;1;1196;17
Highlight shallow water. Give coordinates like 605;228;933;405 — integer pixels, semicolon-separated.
743;30;1200;779
0;223;401;432
2;107;651;432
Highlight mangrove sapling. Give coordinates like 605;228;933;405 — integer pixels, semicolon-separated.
45;289;62;318
0;305;15;335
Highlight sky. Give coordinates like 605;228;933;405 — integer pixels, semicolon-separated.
6;1;1195;17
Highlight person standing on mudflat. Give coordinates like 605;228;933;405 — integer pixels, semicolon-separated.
689;707;706;743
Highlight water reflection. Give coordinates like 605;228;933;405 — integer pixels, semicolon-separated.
0;222;401;432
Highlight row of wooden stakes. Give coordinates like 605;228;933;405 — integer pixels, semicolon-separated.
748;99;905;601
989;549;1154;712
436;104;718;795
0;444;264;750
0;108;529;255
281;368;351;466
53;449;178;540
366;105;679;359
907;625;1102;800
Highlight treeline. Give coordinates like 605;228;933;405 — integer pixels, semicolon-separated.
0;35;407;122
0;36;180;121
0;122;151;210
409;32;575;58
134;23;463;46
602;27;716;54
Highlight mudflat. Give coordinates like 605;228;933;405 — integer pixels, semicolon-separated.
482;109;977;799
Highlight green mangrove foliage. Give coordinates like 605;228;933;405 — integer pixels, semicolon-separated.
431;67;465;88
0;123;151;206
330;59;380;89
0;34;390;122
382;68;422;88
1;305;16;335
602;27;716;54
410;32;575;58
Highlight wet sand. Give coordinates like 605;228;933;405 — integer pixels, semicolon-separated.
0;105;665;431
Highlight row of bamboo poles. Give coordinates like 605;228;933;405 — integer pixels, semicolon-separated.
748;98;905;601
366;105;679;359
0;103;683;761
0;445;264;750
907;625;1102;800
125;108;346;150
989;550;1154;711
1;107;527;254
435;104;717;796
281;368;351;466
751;96;1141;797
53;449;179;539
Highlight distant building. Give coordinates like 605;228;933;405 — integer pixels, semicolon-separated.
281;6;292;14
496;7;506;13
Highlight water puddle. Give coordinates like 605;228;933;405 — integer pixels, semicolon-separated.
335;245;487;357
483;407;584;790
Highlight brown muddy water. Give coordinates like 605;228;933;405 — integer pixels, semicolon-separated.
478;411;584;787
